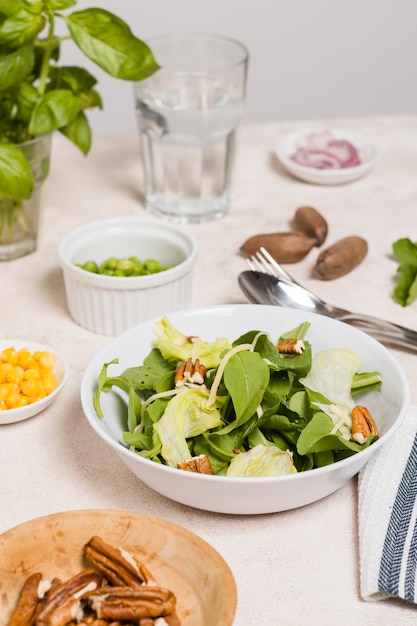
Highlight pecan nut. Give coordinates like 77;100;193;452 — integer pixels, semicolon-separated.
8;572;43;626
85;586;176;621
174;358;207;386
84;536;156;587
178;454;213;474
351;405;379;444
35;569;103;626
277;338;305;355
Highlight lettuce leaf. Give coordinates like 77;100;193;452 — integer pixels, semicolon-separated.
153;317;231;368
153;388;226;467
299;348;363;444
226;444;297;477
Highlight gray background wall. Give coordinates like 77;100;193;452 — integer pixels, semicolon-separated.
61;0;417;135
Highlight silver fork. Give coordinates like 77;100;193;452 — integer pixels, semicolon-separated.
242;247;417;351
247;246;300;285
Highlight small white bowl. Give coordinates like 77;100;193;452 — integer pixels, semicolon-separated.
81;304;409;515
0;340;68;425
59;217;198;336
275;128;377;185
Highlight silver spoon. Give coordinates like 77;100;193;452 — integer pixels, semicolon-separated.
238;270;417;351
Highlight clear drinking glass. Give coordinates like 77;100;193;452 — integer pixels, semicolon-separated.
0;134;51;261
133;33;249;223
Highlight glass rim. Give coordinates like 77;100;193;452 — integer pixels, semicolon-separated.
145;31;249;72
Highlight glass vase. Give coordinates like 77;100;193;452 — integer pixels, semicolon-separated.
0;134;51;261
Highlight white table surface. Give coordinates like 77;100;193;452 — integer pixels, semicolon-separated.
1;115;417;625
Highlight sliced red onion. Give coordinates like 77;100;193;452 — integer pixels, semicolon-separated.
291;148;343;169
290;131;362;170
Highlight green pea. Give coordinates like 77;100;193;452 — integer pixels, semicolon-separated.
144;259;164;274
115;259;135;275
102;257;118;271
82;260;99;273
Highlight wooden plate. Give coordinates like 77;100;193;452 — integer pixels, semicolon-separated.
0;509;236;625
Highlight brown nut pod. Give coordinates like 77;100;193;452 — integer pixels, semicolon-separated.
292;205;328;246
240;232;317;263
314;236;368;280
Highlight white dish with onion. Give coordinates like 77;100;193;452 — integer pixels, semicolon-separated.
80;304;408;515
275;128;377;185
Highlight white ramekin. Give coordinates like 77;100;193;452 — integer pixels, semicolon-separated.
59;217;198;336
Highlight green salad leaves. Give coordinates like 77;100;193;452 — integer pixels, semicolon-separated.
392;238;417;306
94;317;382;477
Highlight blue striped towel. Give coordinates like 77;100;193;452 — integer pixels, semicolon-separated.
358;405;417;602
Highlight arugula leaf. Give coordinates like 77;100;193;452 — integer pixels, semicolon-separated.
121;348;175;392
392;238;417;306
223;350;270;427
296;411;376;455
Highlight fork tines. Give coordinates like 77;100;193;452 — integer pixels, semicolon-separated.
247;247;297;284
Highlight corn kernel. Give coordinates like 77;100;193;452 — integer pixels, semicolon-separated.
5;387;22;408
8;351;19;366
6;365;24;385
20;379;41;397
0;363;13;383
16;396;30;407
0;347;15;362
24;367;40;381
36;351;56;369
42;371;57;395
17;349;36;369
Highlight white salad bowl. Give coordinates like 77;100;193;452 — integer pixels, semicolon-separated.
275;128;377;185
80;304;409;515
59;216;198;336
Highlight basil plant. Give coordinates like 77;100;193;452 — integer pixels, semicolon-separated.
0;0;159;203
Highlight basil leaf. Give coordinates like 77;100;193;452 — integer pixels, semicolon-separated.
14;81;41;122
48;65;98;92
64;9;160;80
59;110;91;155
48;0;76;9
0;142;33;199
0;1;25;16
29;89;80;134
0;43;34;92
0;8;45;45
21;0;44;12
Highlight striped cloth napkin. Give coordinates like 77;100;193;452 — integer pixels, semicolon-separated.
358;405;417;603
